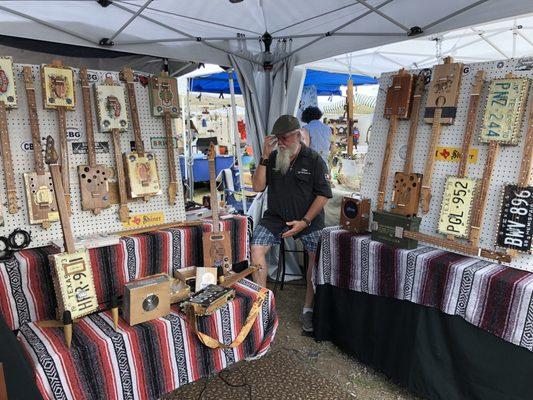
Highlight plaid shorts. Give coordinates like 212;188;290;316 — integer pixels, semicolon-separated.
251;223;322;253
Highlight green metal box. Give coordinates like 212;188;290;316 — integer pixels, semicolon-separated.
371;211;421;249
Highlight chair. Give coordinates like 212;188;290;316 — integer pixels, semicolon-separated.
273;237;309;292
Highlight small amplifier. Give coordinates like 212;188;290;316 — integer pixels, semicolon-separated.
340;196;371;233
123;273;171;326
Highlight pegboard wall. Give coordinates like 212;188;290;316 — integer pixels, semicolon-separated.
361;57;533;272
0;63;186;248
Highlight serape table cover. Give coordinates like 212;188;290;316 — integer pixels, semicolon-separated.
315;226;533;352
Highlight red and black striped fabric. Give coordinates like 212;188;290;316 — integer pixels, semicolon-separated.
315;227;533;352
0;216;250;331
18;279;278;400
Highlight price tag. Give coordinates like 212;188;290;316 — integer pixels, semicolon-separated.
438;177;477;238
496;185;533;253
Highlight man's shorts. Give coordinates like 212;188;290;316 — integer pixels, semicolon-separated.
251;223;322;253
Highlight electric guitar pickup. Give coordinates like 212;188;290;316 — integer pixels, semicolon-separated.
41;60;76;214
0;56;20;214
78;68;111;214
390;70;428;217
203;143;232;274
438;70;485;239
420;57;463;214
496;81;532;254
22;66;59;229
94;76;130;222
470;74;530;246
376;68;414;211
44;136;99;348
121;68;160;201
149;71;180;205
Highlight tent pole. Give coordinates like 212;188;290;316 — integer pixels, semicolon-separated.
108;0;153;42
355;0;410;32
185;79;195;202
422;0;489;31
228;70;247;214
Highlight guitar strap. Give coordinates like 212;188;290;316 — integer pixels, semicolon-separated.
188;287;267;349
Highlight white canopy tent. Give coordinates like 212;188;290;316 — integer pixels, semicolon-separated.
306;13;533;77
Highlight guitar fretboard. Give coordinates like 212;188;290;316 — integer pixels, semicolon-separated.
23;67;45;175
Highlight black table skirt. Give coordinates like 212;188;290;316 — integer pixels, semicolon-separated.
314;284;533;400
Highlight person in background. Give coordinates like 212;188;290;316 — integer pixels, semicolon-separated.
251;115;332;333
300;106;332;167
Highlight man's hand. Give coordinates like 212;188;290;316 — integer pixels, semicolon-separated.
262;136;278;159
282;220;308;238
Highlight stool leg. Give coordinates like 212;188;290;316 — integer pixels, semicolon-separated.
303;249;309;278
274;241;283;292
280;239;287;290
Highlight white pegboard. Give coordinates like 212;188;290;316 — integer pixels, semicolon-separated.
361;58;533;271
0;63;185;248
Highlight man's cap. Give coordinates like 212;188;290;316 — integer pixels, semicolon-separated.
271;115;300;137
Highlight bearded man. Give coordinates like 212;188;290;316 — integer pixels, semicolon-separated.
251;115;332;333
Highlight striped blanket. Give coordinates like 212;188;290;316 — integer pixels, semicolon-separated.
0;217;250;331
18;280;277;400
315;227;533;352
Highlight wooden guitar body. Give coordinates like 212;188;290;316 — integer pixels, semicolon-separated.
123;151;161;199
78;164;111;213
391;172;423;217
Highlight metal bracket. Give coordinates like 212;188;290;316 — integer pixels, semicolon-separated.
408;26;423;36
99;38;115;46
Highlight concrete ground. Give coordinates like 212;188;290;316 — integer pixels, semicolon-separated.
270;280;419;400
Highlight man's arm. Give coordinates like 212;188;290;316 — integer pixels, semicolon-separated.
252;161;267;192
282;195;329;238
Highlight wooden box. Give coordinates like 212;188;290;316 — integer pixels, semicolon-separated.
371;211;421;249
123;273;170;326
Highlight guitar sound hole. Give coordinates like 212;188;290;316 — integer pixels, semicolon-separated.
81;174;86;178
84;167;90;173
412;182;417;187
87;179;92;183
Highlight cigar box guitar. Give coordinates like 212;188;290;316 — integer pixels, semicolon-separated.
78;68;111;214
496;86;533;254
376;68;414;211
22;66;59;229
41;60;76;213
0;56;20;214
94;76;130;222
420;57;463;214
121;68;161;201
149;71;180;205
438;70;485;239
470;75;530;246
203;143;232;273
390;70;428;217
43;136;99;347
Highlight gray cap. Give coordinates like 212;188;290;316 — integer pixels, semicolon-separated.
271;115;300;136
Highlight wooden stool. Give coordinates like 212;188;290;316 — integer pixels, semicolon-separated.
273;238;309;292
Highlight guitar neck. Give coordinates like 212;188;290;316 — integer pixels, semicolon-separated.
81;77;97;167
111;128;128;205
209;158;219;230
23;70;45;175
469;140;499;246
403;229;511;263
164;111;177;182
403;91;422;174
458;74;484;177
56;107;70;197
50;163;76;253
377;115;398;211
518;100;533;186
420;108;443;213
125;81;144;156
0;101;18;213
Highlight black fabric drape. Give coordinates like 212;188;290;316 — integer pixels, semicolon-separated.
314;284;533;400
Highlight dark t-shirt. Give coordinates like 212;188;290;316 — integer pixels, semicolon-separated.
260;144;332;238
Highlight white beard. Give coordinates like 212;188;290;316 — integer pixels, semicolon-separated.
275;143;299;175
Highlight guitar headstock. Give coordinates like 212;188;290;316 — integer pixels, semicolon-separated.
80;67;89;87
44;135;58;165
208;142;216;161
23;66;34;88
414;70;429;96
120;68;135;84
384;68;414;119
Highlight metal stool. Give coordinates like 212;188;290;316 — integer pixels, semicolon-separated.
273;237;309;292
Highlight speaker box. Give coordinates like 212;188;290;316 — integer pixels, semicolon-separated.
340;197;371;233
123;274;170;326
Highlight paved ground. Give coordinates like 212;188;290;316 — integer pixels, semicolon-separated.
271;280;419;400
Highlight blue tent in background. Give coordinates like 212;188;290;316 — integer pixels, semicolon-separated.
189;69;377;96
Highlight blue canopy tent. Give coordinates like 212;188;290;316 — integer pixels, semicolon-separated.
189;69;377;96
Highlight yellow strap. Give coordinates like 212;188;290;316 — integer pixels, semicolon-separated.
190;288;268;349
